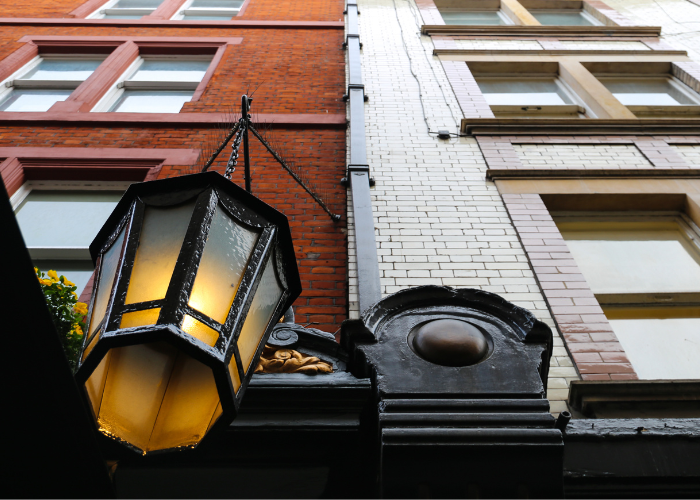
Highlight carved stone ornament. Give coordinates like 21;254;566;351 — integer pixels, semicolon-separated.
254;345;334;374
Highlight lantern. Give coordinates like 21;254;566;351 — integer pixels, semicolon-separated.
75;172;301;455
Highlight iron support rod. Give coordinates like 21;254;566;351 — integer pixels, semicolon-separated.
249;124;341;221
242;95;252;194
201;121;240;172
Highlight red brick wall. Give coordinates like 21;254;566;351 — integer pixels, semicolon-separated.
0;0;343;21
0;3;348;333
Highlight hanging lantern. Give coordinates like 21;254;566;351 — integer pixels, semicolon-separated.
75;172;301;455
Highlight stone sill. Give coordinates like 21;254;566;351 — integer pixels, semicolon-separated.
461;118;700;135
422;25;662;37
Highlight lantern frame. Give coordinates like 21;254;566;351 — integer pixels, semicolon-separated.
75;172;301;454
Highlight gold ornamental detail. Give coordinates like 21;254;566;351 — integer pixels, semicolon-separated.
254;345;333;374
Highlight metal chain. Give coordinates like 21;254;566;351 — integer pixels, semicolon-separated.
224;117;247;179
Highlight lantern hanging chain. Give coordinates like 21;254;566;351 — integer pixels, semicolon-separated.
249;123;342;222
224;117;248;180
200;109;241;173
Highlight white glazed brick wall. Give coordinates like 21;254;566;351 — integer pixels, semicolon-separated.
604;0;700;61
671;144;700;165
559;40;650;50
351;0;578;412
514;144;654;170
453;39;543;50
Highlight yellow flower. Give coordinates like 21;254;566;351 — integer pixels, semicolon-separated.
74;302;88;315
40;279;53;286
73;324;84;336
71;291;78;298
34;267;39;274
64;279;76;287
47;270;59;281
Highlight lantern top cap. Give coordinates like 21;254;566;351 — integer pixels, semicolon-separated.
89;171;301;295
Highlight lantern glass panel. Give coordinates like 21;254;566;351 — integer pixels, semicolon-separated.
125;201;195;305
181;315;219;346
237;256;284;372
120;308;161;329
227;355;241;394
91;340;221;453
82;328;101;361
147;352;221;451
89;228;126;335
188;205;258;323
86;351;111;416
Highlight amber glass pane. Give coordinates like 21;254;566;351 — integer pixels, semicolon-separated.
188;205;257;323
206;402;223;433
89;229;126;335
97;342;177;452
148;353;221;451
181;315;219;346
82;328;101;361
227;355;241;394
120;308;161;329
125;201;195;305
237;257;284;372
85;351;111;418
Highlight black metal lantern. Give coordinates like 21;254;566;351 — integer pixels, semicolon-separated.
76;172;301;455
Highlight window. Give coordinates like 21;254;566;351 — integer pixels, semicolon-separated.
0;56;103;112
88;0;164;19
599;77;700;107
439;10;512;25
12;183;127;294
529;10;601;26
475;76;588;117
555;213;700;380
172;0;244;20
92;56;211;113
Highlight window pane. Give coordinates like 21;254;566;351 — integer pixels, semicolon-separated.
182;14;233;19
477;79;571;105
33;259;95;294
190;0;243;8
20;59;102;81
610;317;700;379
103;14;145;18
441;11;505;25
110;90;194;113
15;191;122;249
560;223;700;293
0;89;72;112
601;78;697;106
531;11;594;25
112;0;163;8
129;60;210;82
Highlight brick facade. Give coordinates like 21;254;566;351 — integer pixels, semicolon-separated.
1;0;349;333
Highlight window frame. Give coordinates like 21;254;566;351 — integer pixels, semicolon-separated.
86;0;165;19
474;74;592;118
528;8;603;26
90;54;214;113
170;0;243;20
0;54;106;112
596;74;700;117
438;9;514;26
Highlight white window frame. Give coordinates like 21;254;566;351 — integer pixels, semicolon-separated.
87;0;163;19
437;9;514;25
12;180;131;261
171;0;243;20
553;211;700;302
91;54;211;113
528;9;603;26
596;74;700;116
0;54;105;112
475;74;593;117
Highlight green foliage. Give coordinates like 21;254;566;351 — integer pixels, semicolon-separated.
35;267;88;374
